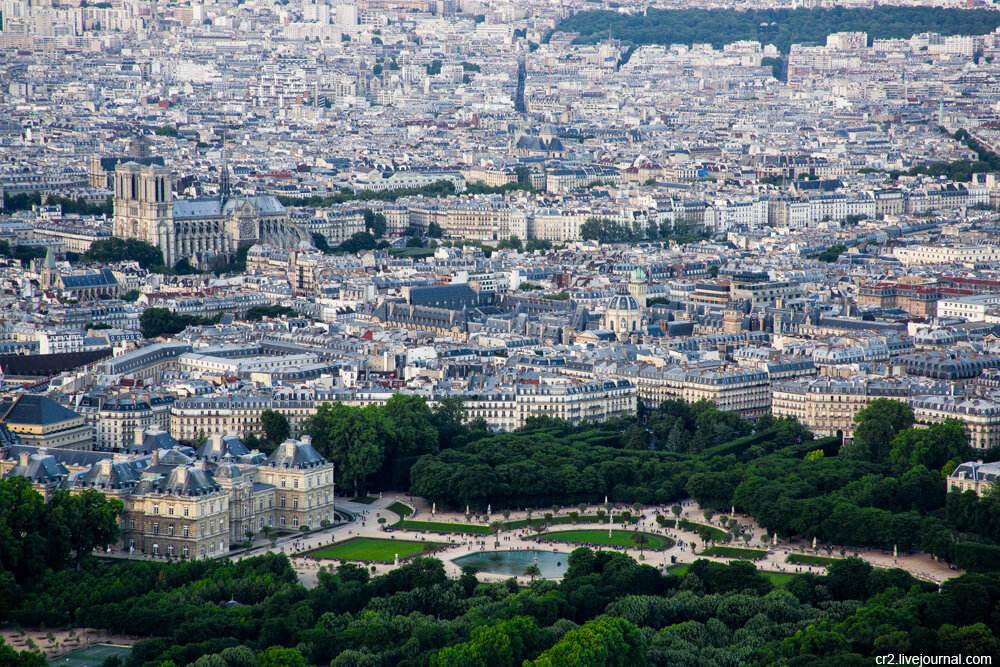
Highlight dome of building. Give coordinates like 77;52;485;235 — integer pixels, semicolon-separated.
608;295;641;311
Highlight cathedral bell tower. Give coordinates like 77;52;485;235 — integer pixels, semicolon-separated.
113;162;174;263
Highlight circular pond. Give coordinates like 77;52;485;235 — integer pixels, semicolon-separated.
452;549;568;579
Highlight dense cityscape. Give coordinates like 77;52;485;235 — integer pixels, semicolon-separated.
2;0;1000;663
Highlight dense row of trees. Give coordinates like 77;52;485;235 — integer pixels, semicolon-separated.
3;544;998;666
496;235;554;253
556;6;1000;52
302;395;480;494
0;477;121;611
580;217;710;245
897;129;1000;183
244;306;297;322
0;241;48;267
277;180;456;208
401;395;999;572
139;307;222;338
813;243;848;263
2;192;113;216
408;407;807;510
83;238;165;270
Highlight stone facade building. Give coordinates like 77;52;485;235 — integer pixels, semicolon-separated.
0;432;334;560
112;162;309;267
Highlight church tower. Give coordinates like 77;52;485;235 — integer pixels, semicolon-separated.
628;267;647;308
113;162;174;264
40;246;58;290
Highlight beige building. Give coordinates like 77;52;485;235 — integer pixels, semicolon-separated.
627;365;771;419
513;377;636;428
910;395;1000;452
772;378;945;439
0;394;94;450
892;244;1000;266
1;431;334;559
72;392;175;451
124;459;232;559
947;460;1000;497
461;167;518;188
254;436;335;531
169;396;317;443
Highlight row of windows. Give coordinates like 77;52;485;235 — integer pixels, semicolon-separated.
152;500;226;517
145;520;226;538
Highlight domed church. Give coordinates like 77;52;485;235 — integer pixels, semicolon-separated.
601;268;648;341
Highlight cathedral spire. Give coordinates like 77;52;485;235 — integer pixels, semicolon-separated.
219;129;231;203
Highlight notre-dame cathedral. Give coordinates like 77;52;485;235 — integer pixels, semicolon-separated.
111;160;309;267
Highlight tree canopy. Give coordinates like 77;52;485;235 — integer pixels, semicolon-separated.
140;307;221;338
556;6;1000;53
83;238;164;270
4;543;998;666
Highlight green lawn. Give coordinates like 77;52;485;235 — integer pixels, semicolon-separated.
538;529;674;550
49;644;131;667
668;565;793;588
787;554;843;567
396;520;491;535
350;495;378;504
392;247;436;258
763;572;795;587
305;537;441;562
677;521;728;541
386;501;414;518
701;546;768;561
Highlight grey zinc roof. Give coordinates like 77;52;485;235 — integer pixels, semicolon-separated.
136;464;221;497
196;434;251;460
174;198;223;219
263;438;327;469
5;454;69;483
2;444;109;467
951;460;1000;486
77;458;143;490
62;269;119;290
222;195;285;215
1;394;83;427
129;429;182;454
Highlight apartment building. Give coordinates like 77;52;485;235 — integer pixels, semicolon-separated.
72;392;175;450
513;377;636;427
772;378;945;439
169;396;317;442
626;365;770;419
892;244;1000;266
910;395;1000;451
95;342;194;382
937;294;1000;320
947;460;1000;497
